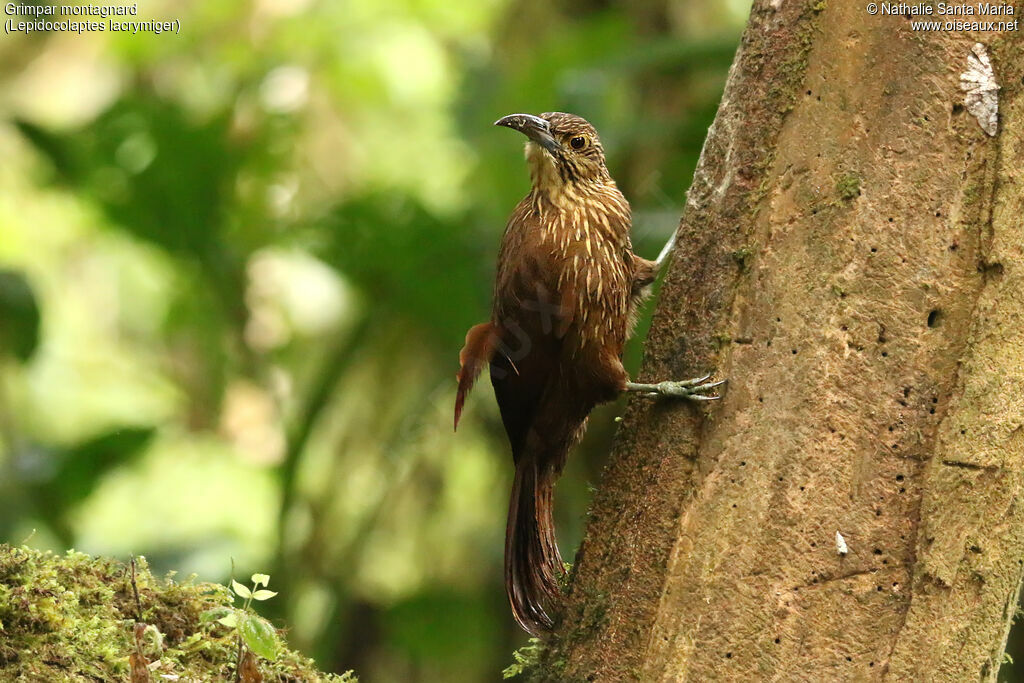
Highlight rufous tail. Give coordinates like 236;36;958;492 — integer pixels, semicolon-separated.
505;458;565;636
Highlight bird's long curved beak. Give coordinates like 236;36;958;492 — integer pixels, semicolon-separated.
494;113;559;154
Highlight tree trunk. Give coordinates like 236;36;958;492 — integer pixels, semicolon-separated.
540;2;1024;680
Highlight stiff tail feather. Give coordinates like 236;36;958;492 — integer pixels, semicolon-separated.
505;459;565;636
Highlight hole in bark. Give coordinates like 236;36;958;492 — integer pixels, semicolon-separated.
929;408;935;414
876;586;883;592
873;548;882;555
806;89;812;95
899;487;906;493
896;474;904;482
759;397;764;403
870;247;877;253
791;349;798;354
952;102;965;114
932;397;938;403
935;211;941;217
903;387;911;397
888;217;894;223
881;351;888;357
775;638;781;644
726;652;733;659
799;486;805;491
846;656;853;662
767;340;772;347
875;509;882;516
888;425;894;432
927;309;942;327
740;461;746;466
949;242;958;251
870;662;875;667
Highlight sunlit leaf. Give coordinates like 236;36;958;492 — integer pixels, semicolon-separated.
199;607;233;624
231;580;252;599
251;590;277;601
251;573;270;587
217;613;239;628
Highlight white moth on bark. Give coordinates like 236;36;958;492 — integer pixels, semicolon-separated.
959;43;999;137
835;530;848;556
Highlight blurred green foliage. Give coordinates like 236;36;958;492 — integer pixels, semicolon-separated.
0;0;748;679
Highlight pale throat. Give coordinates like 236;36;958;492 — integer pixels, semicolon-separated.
524;142;603;209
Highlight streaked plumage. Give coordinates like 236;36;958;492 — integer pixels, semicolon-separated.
455;112;656;635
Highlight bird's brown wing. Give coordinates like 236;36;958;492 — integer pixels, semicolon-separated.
489;251;568;461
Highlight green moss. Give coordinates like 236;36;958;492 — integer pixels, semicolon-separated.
0;544;354;682
503;638;543;679
836;173;861;200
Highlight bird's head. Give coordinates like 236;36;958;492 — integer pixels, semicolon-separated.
495;112;610;193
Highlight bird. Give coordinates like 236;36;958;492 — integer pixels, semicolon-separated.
454;112;723;636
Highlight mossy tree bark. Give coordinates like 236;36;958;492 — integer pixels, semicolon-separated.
541;2;1024;680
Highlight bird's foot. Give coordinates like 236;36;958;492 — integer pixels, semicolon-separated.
625;373;726;402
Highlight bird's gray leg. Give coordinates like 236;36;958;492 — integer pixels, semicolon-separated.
633;233;725;401
625;373;726;401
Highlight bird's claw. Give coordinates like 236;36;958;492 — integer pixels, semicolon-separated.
625;374;727;402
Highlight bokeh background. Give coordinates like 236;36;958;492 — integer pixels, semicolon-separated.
0;0;917;680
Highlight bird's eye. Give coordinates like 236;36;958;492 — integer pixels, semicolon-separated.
569;136;587;150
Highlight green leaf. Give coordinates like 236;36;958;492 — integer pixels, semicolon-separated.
251;573;270;587
251;590;277;601
199;607;233;623
231;580;252;599
217;613;238;628
238;613;278;661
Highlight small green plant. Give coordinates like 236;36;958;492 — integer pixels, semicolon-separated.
836;172;861;201
201;571;282;678
503;637;544;679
